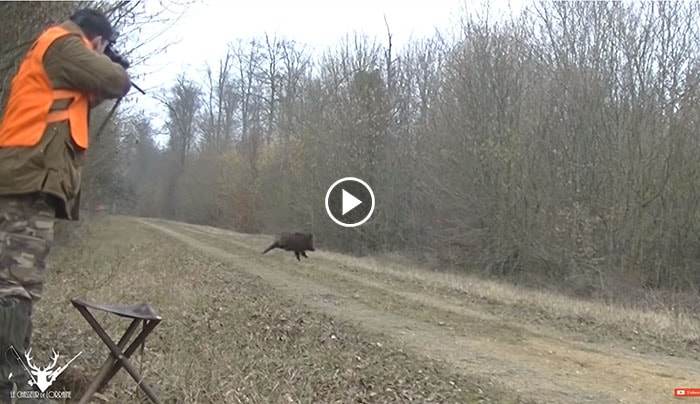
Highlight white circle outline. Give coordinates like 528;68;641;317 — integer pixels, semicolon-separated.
325;177;375;228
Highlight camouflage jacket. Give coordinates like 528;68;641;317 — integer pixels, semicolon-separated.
0;20;130;220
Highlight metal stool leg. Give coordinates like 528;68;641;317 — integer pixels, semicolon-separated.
97;320;160;393
79;318;141;403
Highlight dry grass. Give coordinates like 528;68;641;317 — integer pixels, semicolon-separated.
156;221;700;358
121;218;700;404
321;251;700;356
164;219;700;357
28;217;524;403
163;218;700;357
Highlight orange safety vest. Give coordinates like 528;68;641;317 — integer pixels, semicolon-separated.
0;26;93;149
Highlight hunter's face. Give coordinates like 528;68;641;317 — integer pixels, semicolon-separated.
92;36;108;54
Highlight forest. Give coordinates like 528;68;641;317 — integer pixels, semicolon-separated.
2;1;700;300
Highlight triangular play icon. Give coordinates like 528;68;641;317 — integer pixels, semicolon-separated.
341;189;362;215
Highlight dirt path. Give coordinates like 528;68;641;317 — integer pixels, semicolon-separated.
138;218;698;404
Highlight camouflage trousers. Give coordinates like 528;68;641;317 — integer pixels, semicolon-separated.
0;297;33;403
0;195;55;403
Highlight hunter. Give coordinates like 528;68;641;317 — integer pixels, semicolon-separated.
0;8;130;402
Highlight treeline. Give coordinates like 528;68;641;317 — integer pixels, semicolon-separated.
121;1;700;294
6;2;700;295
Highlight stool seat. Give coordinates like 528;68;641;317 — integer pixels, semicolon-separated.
71;298;161;320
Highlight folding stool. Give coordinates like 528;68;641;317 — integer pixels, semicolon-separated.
70;298;162;404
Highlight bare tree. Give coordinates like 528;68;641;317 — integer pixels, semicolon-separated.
160;75;201;218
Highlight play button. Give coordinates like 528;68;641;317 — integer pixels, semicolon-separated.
325;177;375;227
342;189;362;215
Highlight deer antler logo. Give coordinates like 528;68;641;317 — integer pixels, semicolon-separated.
19;347;82;393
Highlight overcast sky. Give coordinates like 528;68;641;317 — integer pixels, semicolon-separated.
127;0;523;137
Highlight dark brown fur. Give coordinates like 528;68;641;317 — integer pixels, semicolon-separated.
262;232;315;261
